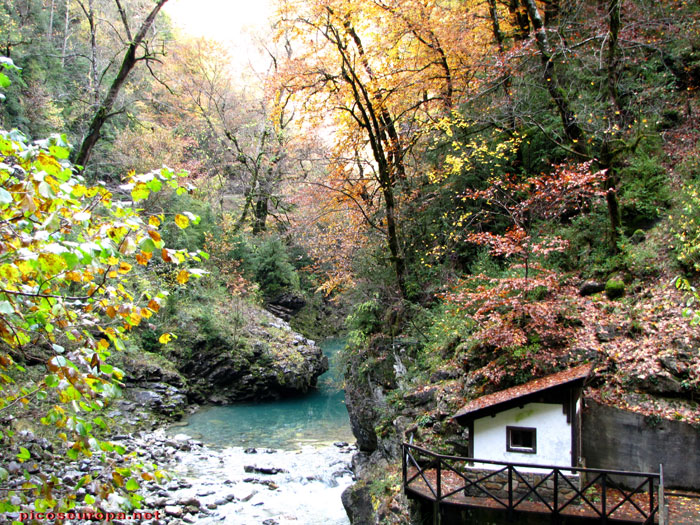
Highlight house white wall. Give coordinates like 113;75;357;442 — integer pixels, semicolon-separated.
473;402;571;467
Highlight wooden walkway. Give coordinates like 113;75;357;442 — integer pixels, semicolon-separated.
403;443;667;524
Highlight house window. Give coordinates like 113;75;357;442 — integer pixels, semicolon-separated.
506;426;536;454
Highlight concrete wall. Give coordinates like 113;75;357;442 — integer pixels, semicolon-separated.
582;399;700;489
474;403;571;467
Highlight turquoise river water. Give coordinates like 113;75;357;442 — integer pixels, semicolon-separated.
177;338;354;449
164;339;355;524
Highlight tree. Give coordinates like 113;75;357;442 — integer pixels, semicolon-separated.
0;127;205;512
73;0;170;169
163;38;291;234
275;0;490;297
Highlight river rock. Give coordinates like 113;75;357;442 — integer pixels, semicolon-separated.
341;483;374;524
243;465;288;475
177;496;200;508
240;491;256;502
164;505;183;517
579;281;605;296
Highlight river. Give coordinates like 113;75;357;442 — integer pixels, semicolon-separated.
164;338;355;524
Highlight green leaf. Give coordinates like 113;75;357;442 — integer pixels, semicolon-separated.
17;447;30;460
131;183;150;202
139;238;157;253
75;422;88;437
75;474;91;490
146;179;162;193
84;494;95;505
0;73;10;89
0;467;8;482
0;187;12;204
66;448;79;460
60;251;80;270
49;145;70;160
0;301;13;314
125;478;139;491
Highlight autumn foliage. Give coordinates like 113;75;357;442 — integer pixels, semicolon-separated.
0;129;205;510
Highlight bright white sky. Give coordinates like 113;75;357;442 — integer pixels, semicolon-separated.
164;0;275;75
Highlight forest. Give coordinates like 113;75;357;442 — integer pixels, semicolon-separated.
0;0;699;523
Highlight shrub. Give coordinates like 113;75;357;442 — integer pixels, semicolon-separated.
251;236;300;299
346;299;382;346
670;183;700;272
619;153;669;230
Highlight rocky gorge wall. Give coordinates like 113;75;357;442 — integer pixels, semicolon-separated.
111;309;328;430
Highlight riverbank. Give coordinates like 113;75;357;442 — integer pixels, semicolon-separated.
1;429;355;525
0;334;349;524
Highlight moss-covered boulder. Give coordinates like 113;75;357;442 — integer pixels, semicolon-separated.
605;278;625;299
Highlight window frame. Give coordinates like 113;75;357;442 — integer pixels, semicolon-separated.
506;425;537;454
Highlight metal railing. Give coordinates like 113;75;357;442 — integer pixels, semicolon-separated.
403;443;665;524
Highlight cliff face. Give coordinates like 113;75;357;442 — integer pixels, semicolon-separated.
176;310;328;404
341;338;416;525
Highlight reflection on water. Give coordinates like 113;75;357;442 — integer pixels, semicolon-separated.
176;338;354;449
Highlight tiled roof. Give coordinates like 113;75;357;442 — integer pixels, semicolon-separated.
453;364;593;421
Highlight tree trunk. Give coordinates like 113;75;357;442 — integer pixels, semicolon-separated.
488;0;505;51
606;0;622;114
509;0;530;40
73;0;169;168
252;196;268;234
603;0;623;247
339;16;408;298
85;0;99;106
47;0;55;41
523;0;585;152
61;0;69;67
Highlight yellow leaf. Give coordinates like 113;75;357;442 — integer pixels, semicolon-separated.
174;214;190;229
176;269;189;284
97;339;110;351
148;215;161;227
158;333;172;344
113;471;124;487
118;262;132;274
128;311;142;326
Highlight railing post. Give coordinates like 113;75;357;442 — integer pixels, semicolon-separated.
437;458;442;501
649;475;654;524
601;474;607;524
402;444;407;490
552;468;559;524
659;464;666;525
508;464;513;520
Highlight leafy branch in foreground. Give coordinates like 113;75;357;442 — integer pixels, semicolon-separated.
0;129;206;514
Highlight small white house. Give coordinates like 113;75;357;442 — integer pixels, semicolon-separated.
453;364;592;468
